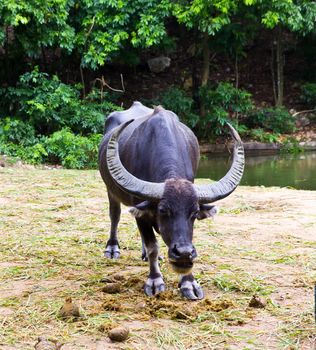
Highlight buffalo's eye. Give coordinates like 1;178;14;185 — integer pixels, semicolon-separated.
158;206;169;216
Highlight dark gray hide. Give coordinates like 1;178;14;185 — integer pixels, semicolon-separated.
99;101;244;300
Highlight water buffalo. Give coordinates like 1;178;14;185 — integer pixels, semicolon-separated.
99;101;244;300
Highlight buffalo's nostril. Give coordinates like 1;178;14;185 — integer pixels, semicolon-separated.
172;244;180;258
191;248;197;259
169;244;196;261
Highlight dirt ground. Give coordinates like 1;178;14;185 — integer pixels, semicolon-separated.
0;166;315;350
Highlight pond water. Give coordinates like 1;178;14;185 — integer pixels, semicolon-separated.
197;151;316;190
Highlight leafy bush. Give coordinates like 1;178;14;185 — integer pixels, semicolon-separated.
15;143;48;165
0;117;47;165
246;107;295;134
152;87;199;128
199;82;254;137
0;140;48;165
300;83;316;108
0;67;120;168
0;117;37;146
280;137;304;154
0;128;101;168
250;128;280;143
200;82;253;117
153;83;253;139
0;67;118;136
44;129;102;169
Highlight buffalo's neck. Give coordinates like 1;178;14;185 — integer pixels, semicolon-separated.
155;163;193;182
120;113;198;183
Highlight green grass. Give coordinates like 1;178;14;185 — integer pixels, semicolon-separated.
0;166;315;349
212;271;274;295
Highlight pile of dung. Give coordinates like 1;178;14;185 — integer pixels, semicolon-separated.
122;275;144;289
144;291;183;318
136;293;235;320
198;298;235;312
102;296;122;311
101;272;144;291
98;273;240;322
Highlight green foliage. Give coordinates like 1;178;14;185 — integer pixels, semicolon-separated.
281;137;304;154
235;123;250;136
0;67;116;136
259;0;316;33
300;83;316;108
154;87;199;128
249;128;280;143
173;0;236;35
246;107;296;134
0;68;119;169
44;129;102;169
154;83;254;138
0;129;102;168
0;117;37;146
199;82;253;137
0;0;314;170
0;139;48;165
155;83;255;140
16;143;48;165
77;0;172;69
200;82;253;115
0;0;75;57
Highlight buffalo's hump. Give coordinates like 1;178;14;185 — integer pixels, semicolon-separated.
98;102;199;205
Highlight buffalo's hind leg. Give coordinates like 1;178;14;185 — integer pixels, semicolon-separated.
136;218;165;296
104;193;121;259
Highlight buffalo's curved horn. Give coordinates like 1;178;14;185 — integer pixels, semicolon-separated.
195;123;245;204
106;120;165;201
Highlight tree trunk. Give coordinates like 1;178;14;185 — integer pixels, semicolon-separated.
200;31;210;117
4;26;10;85
41;44;47;72
79;65;86;98
201;31;210;87
270;43;277;105
235;54;239;123
191;29;200;107
275;26;284;107
235;55;239;89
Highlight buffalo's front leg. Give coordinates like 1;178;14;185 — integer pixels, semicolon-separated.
105;193;121;259
141;236;148;261
179;273;204;300
141;236;164;262
136;218;165;296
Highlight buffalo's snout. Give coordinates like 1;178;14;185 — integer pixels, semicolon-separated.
169;244;197;261
168;244;197;274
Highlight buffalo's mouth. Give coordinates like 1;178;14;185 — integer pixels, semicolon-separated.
169;260;194;275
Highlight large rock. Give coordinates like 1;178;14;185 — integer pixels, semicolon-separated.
295;115;310;128
147;56;171;73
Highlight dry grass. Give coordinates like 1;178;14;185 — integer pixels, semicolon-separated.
0;166;316;349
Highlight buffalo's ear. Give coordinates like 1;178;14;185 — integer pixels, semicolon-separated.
129;201;155;218
197;204;218;220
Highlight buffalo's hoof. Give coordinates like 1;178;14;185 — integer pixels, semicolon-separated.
104;245;120;259
144;276;165;296
179;275;204;300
